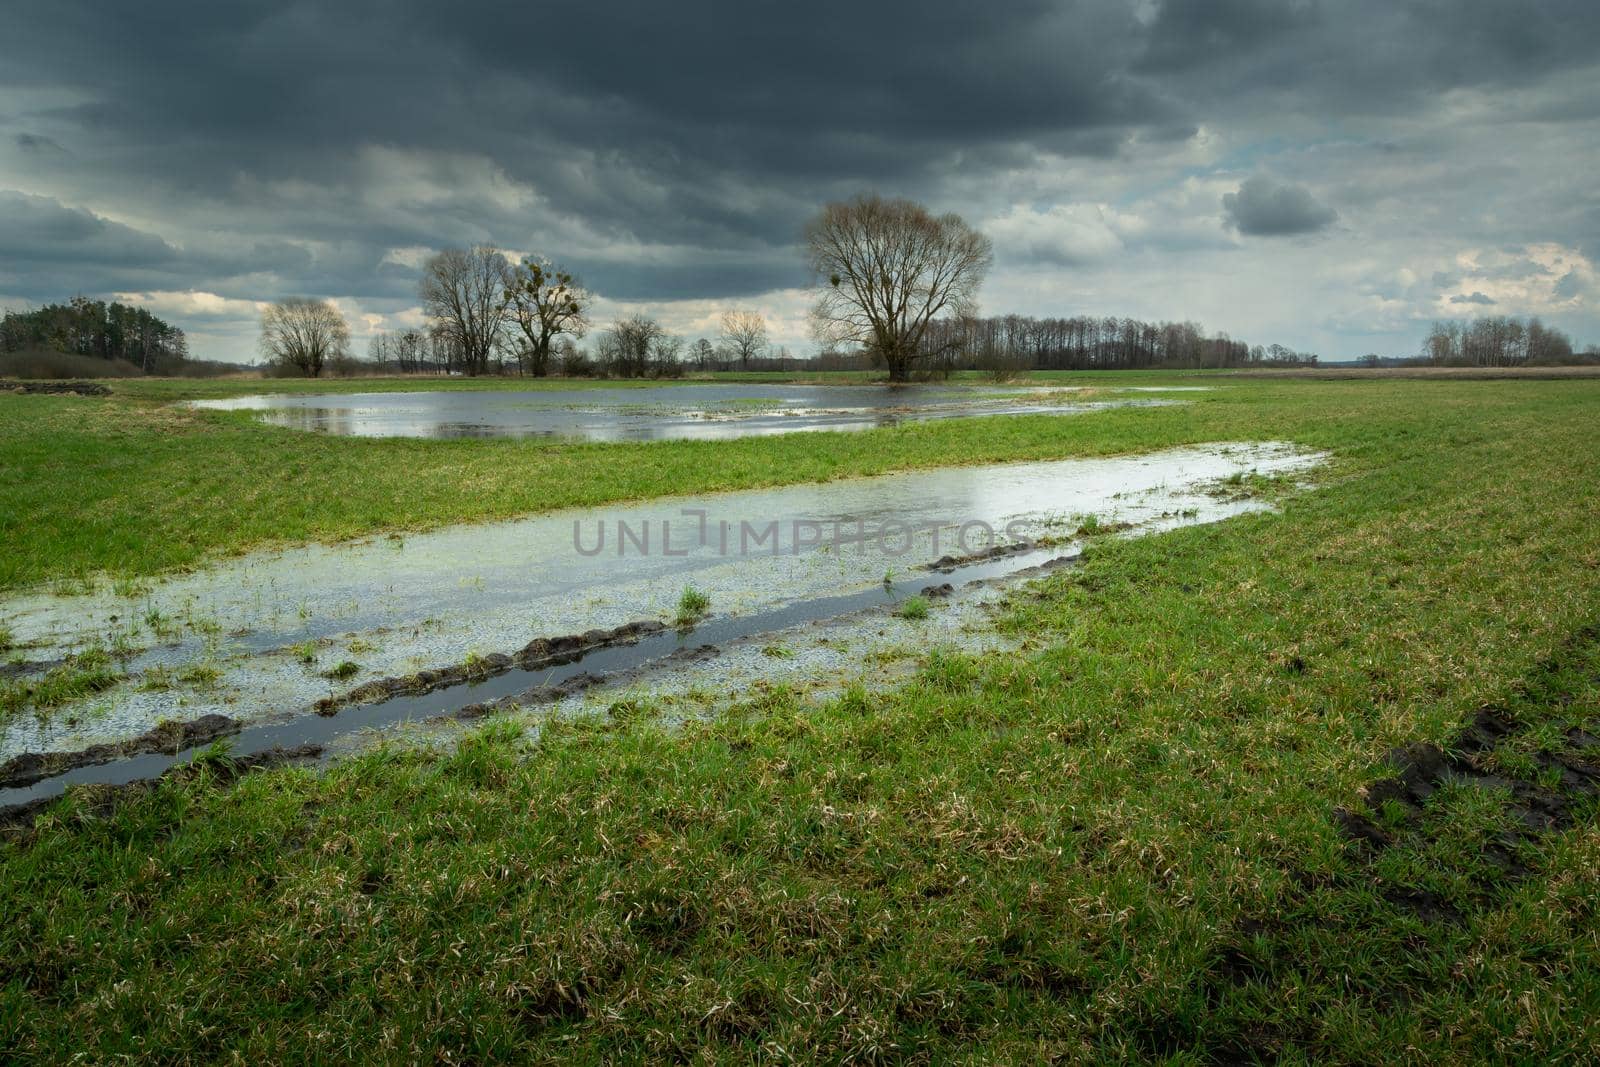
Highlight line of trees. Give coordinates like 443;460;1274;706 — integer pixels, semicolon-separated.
922;314;1316;373
266;197;1318;380
0;297;188;372
1421;315;1581;367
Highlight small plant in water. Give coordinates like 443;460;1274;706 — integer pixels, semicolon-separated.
897;596;930;620
139;665;175;692
108;629;144;660
323;660;361;682
675;586;710;627
143;606;180;640
761;644;795;659
290;640;318;666
52;574;97;597
462;651;490;679
0;624;14;653
176;662;223;690
1;647;121;714
112;577;151;600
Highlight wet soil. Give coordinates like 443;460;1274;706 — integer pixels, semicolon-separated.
0;713;241;789
0;743;322;835
1123;623;1600;1061
4;381;111;396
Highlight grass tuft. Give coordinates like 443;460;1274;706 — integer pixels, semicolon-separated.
896;595;930;620
675;585;711;627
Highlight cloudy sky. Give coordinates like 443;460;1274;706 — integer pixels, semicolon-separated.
2;0;1597;363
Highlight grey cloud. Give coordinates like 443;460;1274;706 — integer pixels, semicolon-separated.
0;191;179;267
1222;177;1339;236
13;132;66;153
1450;291;1496;305
0;0;1598;359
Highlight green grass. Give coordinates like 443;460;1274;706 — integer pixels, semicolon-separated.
174;662;222;691
0;370;1327;592
896;594;931;620
322;660;361;682
0;647;120;715
676;585;711;627
3;376;1600;1058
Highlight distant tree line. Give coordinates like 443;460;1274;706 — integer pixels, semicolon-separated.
0;296;188;373
1420;315;1590;367
922;314;1316;374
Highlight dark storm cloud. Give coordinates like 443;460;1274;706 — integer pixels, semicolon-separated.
1;0;1598;355
0;191;178;267
1138;0;1600;112
1222;176;1338;237
13;133;66;154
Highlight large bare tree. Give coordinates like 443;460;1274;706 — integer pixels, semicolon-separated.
719;310;768;369
419;246;511;376
804;194;993;382
503;257;590;377
259;297;350;378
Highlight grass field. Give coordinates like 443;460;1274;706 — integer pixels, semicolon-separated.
2;373;1599;1060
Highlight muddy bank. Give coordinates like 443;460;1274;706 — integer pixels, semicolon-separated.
0;713;241;790
0;743;322;834
314;619;667;715
3;380;111;396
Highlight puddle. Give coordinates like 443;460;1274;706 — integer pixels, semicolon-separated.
188;383;1171;441
0;442;1324;808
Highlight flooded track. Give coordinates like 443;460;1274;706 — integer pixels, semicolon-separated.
0;442;1323;811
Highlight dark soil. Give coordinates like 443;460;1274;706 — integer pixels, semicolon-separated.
0;742;322;834
0;713;240;790
315;619;668;715
5;380;112;396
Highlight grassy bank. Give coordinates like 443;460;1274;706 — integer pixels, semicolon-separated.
2;378;1599;1059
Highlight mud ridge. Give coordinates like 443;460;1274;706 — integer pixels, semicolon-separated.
0;742;323;834
5;380;112;396
925;541;1037;572
313;619;667;715
0;713;241;790
445;672;609;723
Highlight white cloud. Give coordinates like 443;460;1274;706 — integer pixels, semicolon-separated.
112;289;265;320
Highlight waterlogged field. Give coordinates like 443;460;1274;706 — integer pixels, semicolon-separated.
2;371;1599;1060
187;382;1171;440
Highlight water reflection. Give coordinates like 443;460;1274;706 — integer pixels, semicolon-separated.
192;384;1168;441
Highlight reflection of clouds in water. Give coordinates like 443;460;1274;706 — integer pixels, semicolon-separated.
192;384;1173;441
1;442;1323;763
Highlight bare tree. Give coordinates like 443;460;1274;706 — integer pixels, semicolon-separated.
719;310;769;370
804;193;993;382
602;314;662;378
419;246;511;376
259;297;350;378
691;337;716;370
503;257;590;377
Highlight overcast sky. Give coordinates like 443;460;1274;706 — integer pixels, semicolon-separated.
2;0;1597;363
